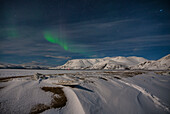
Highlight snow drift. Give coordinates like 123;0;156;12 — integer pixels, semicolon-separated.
0;70;170;114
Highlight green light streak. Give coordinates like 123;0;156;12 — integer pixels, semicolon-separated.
44;32;69;51
43;31;93;56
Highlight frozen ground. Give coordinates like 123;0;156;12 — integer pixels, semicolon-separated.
0;69;99;77
0;69;170;114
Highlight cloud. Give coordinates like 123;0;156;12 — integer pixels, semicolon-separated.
90;55;98;58
21;61;45;66
45;55;71;59
95;34;170;49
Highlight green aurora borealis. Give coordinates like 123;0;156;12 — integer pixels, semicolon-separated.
44;31;69;51
44;31;92;56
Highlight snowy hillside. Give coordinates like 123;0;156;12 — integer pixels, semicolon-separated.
132;54;170;70
0;63;49;69
51;56;147;70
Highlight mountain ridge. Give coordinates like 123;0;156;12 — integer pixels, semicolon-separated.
131;54;170;70
51;54;170;70
50;56;148;70
1;54;169;70
0;63;49;69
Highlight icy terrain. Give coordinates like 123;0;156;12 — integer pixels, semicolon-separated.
0;69;170;114
0;69;98;78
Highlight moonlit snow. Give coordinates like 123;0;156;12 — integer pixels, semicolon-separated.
0;69;169;114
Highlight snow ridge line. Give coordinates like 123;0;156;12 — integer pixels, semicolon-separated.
118;80;170;112
63;87;85;114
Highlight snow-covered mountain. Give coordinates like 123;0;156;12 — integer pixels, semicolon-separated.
0;63;49;69
51;56;147;70
132;54;170;70
1;54;169;70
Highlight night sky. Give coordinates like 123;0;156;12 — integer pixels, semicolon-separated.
0;0;170;66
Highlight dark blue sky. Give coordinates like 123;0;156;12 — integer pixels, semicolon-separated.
0;0;170;66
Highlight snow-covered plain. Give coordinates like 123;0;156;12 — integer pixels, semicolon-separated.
0;69;170;114
0;69;98;78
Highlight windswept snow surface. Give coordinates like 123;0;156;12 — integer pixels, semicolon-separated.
118;80;170;112
0;69;170;114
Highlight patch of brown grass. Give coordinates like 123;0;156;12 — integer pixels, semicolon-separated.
103;71;144;78
114;76;121;79
41;87;64;95
0;86;5;90
0;79;11;82
30;87;67;114
104;71;121;75
99;77;108;81
70;76;85;81
51;95;67;109
42;87;67;109
121;72;143;77
79;77;85;80
57;73;65;76
30;104;49;114
155;71;170;76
